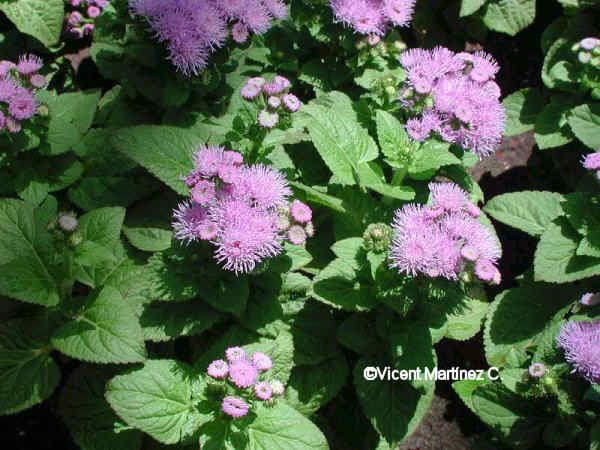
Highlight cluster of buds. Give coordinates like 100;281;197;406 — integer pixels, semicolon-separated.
526;362;558;396
275;199;314;246
0;55;46;135
582;152;600;181
240;75;301;129
363;223;393;253
206;347;285;419
48;212;82;247
64;0;110;38
572;37;600;66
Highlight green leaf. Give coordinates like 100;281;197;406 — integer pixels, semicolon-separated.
58;365;143;450
375;110;412;160
123;226;172;252
422;294;489;342
0;315;60;415
38;89;102;155
484;191;565;236
203;276;249;317
534;97;576;149
590;420;600;450
74;241;117;268
568;103;600;150
243;331;295;385
106;360;207;445
69;176;160;211
52;286;146;364
247;402;329;450
534;218;600;283
502;88;546;137
0;0;64;47
77;207;126;249
0;199;59;306
140;301;221;342
364;183;415;201
284;353;348;416
112;125;199;195
482;0;536;36
460;0;486;16
484;283;573;367
409;141;460;177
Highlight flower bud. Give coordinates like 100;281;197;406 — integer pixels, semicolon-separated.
363;223;393;253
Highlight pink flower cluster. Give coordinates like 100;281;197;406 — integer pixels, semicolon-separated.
129;0;288;75
0;55;45;135
329;0;415;37
173;145;313;274
399;47;505;158
557;319;600;383
64;0;110;38
240;75;301;129
207;347;284;419
582;152;600;180
389;182;501;283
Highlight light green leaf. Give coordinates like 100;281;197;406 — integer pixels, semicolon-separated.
365;183;415;201
534;218;600;283
0;315;60;415
69;176;160;211
247;402;329;450
52;286;146;364
112;126;199;195
140;301;221;342
534;97;576;149
58;365;143;450
460;0;486;16
74;241;117;267
123;226;172;252
409;141;460;177
375;110;412;160
77;207;126;249
483;0;536;36
0;0;64;47
484;191;565;236
568;103;600;150
502;88;546;136
106;360;208;445
0;199;59;306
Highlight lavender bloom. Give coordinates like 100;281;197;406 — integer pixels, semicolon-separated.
270;379;285;396
282;93;301;112
16;54;43;75
65;0;109;39
252;352;273;372
580;293;600;307
382;0;416;27
258;110;279;129
87;5;101;18
580;38;600;51
262;0;288;20
232;22;250;43
254;381;273;400
290;200;312;224
287;225;307;245
556;319;600;383
268;96;281;109
389;182;501;282
582;152;600;170
330;0;389;36
528;362;546;379
172;200;209;242
7;90;37;120
207;359;229;379
400;47;505;158
229;360;259;388
222;396;249;418
225;346;247;362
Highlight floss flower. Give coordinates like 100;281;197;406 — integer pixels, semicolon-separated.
130;0;288;75
240;75;302;129
64;0;110;38
329;0;415;36
556;319;600;383
582;152;600;180
173;145;314;274
399;47;506;158
207;347;283;419
389;182;501;283
0;54;45;135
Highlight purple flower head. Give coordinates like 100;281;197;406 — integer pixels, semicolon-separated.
241;164;291;209
68;11;83;26
243;2;272;34
83;23;95;35
94;0;110;8
254;381;273;400
225;346;247;362
70;0;81;6
247;77;266;88
382;0;416;27
5;117;21;134
580;38;600;51
252;352;273;372
467;51;500;82
273;75;291;91
222;396;249;418
466;203;481;218
207;359;229;379
232;22;250;43
258;110;279;128
87;5;101;18
218;164;242;185
16;54;43;76
0;78;18;103
406;117;432;141
29;74;47;89
582;152;600;171
367;34;381;46
528;362;546;379
287;225;307;245
580;293;600;307
557;319;600;383
172;200;208;242
0;61;16;78
268;96;281;109
263;81;283;96
330;0;387;35
460;245;479;262
0;111;5;132
191;180;216;205
290;200;312;224
229;359;259;388
8;90;37;120
282;93;301;112
58;214;78;232
224;150;244;166
474;259;496;282
193;145;227;178
429;182;470;213
241;82;262;100
262;0;288;20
